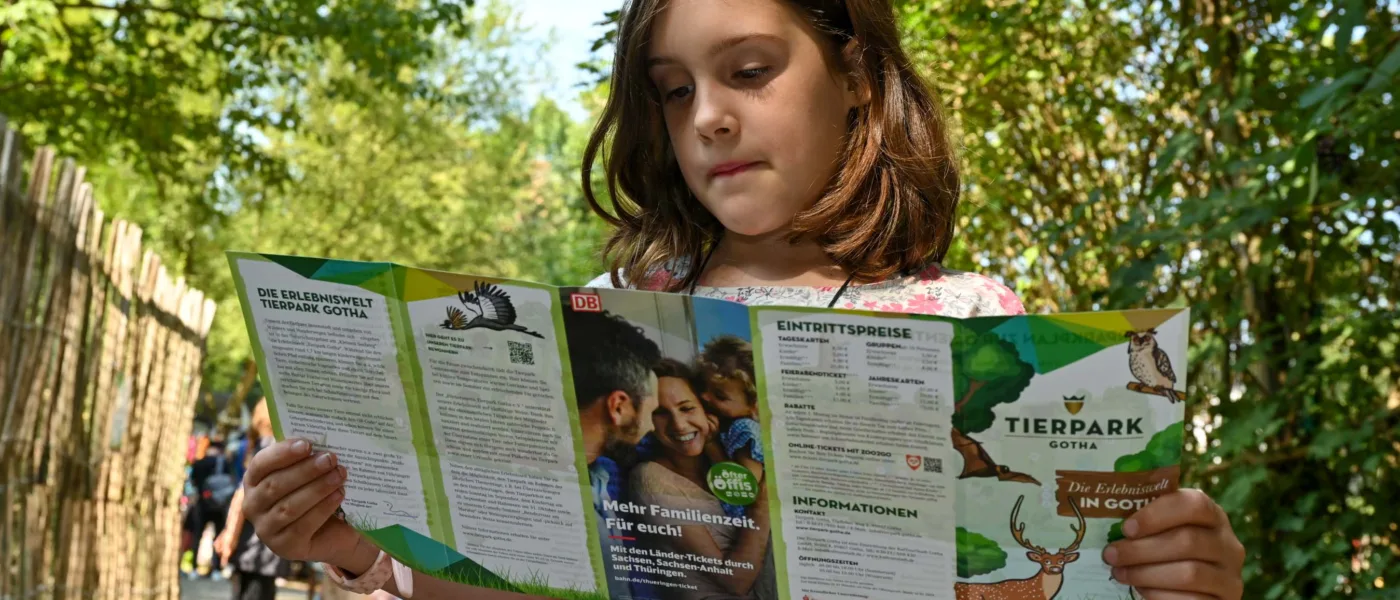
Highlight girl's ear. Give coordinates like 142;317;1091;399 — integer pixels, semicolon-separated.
840;39;873;109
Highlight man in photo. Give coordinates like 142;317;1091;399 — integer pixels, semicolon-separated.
563;309;663;599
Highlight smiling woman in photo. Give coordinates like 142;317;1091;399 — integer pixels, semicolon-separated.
628;359;777;600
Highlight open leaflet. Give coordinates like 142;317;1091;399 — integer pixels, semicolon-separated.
229;252;1189;600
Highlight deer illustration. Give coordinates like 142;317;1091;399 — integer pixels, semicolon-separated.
954;495;1087;600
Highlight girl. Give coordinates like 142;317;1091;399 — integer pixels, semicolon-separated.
239;0;1246;598
695;336;766;486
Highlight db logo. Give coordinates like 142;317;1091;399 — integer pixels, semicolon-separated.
571;293;602;313
906;455;922;470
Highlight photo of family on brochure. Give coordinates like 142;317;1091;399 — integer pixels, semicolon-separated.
560;288;779;600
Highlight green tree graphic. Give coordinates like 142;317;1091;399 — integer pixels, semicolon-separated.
956;527;1009;578
1106;424;1185;544
953;334;1036;433
949;331;1039;483
1113;424;1185;472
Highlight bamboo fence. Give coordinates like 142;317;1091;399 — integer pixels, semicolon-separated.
0;116;217;600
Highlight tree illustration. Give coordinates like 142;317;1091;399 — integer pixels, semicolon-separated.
949;331;1039;483
1113;423;1184;472
1106;424;1185;544
953;334;1036;433
1107;521;1126;544
956;527;1009;578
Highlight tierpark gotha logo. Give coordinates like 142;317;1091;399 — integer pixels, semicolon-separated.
1063;395;1086;415
440;282;543;338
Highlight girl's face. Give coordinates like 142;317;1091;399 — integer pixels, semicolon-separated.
703;377;753;420
648;0;863;237
653;376;714;458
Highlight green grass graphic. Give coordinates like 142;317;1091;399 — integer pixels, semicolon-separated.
426;565;608;600
345;512;381;532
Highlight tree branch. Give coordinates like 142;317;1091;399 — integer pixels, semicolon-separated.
51;0;253;28
955;380;985;413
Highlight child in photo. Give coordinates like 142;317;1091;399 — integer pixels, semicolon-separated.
698;335;765;486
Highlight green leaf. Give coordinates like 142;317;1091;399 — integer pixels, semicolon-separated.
1298;69;1368;108
1362;43;1400;93
1277;515;1306;532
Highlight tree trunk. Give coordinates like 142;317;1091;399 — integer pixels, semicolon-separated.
955;380;986;413
217;359;258;439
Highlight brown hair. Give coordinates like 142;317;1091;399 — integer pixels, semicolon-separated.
582;0;960;291
654;357;704;394
697;335;757;406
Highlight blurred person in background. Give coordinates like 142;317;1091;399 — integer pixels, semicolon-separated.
188;436;238;579
218;399;293;600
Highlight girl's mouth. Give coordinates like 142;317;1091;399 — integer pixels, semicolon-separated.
675;431;699;443
708;161;759;179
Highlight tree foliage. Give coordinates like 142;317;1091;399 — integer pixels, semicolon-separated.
1107;521;1126;545
898;0;1399;595
956;526;1009;577
952;333;1036;433
1114;423;1186;472
1;0;480;195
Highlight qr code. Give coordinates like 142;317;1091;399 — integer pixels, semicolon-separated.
508;340;534;365
926;457;942;474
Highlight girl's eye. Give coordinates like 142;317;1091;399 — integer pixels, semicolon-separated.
734;66;771;81
665;85;694;102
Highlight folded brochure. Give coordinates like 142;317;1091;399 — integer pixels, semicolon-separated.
229;252;1188;600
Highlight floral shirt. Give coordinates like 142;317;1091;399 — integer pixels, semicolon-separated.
585;262;1026;318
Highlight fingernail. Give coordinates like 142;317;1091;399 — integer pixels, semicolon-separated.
1102;546;1118;565
329;453;338;468
292;439;310;454
1111;567;1126;582
339;466;348;480
326;468;344;483
316;453;335;469
1122;518;1139;538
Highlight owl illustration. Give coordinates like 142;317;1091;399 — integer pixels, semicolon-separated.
1127;329;1181;400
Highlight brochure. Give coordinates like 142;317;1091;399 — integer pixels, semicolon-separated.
228;252;1189;600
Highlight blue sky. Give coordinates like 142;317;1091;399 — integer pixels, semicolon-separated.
513;0;621;120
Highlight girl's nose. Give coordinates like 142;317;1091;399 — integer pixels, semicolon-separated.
693;87;738;141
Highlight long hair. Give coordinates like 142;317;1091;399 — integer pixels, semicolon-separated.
582;0;960;291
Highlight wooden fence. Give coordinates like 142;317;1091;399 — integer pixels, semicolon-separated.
0;117;217;600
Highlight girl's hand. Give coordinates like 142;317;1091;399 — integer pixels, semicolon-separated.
241;439;361;566
1104;489;1245;599
705;414;721;439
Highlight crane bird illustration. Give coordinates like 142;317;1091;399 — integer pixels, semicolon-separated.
440;282;544;338
1125;329;1184;402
